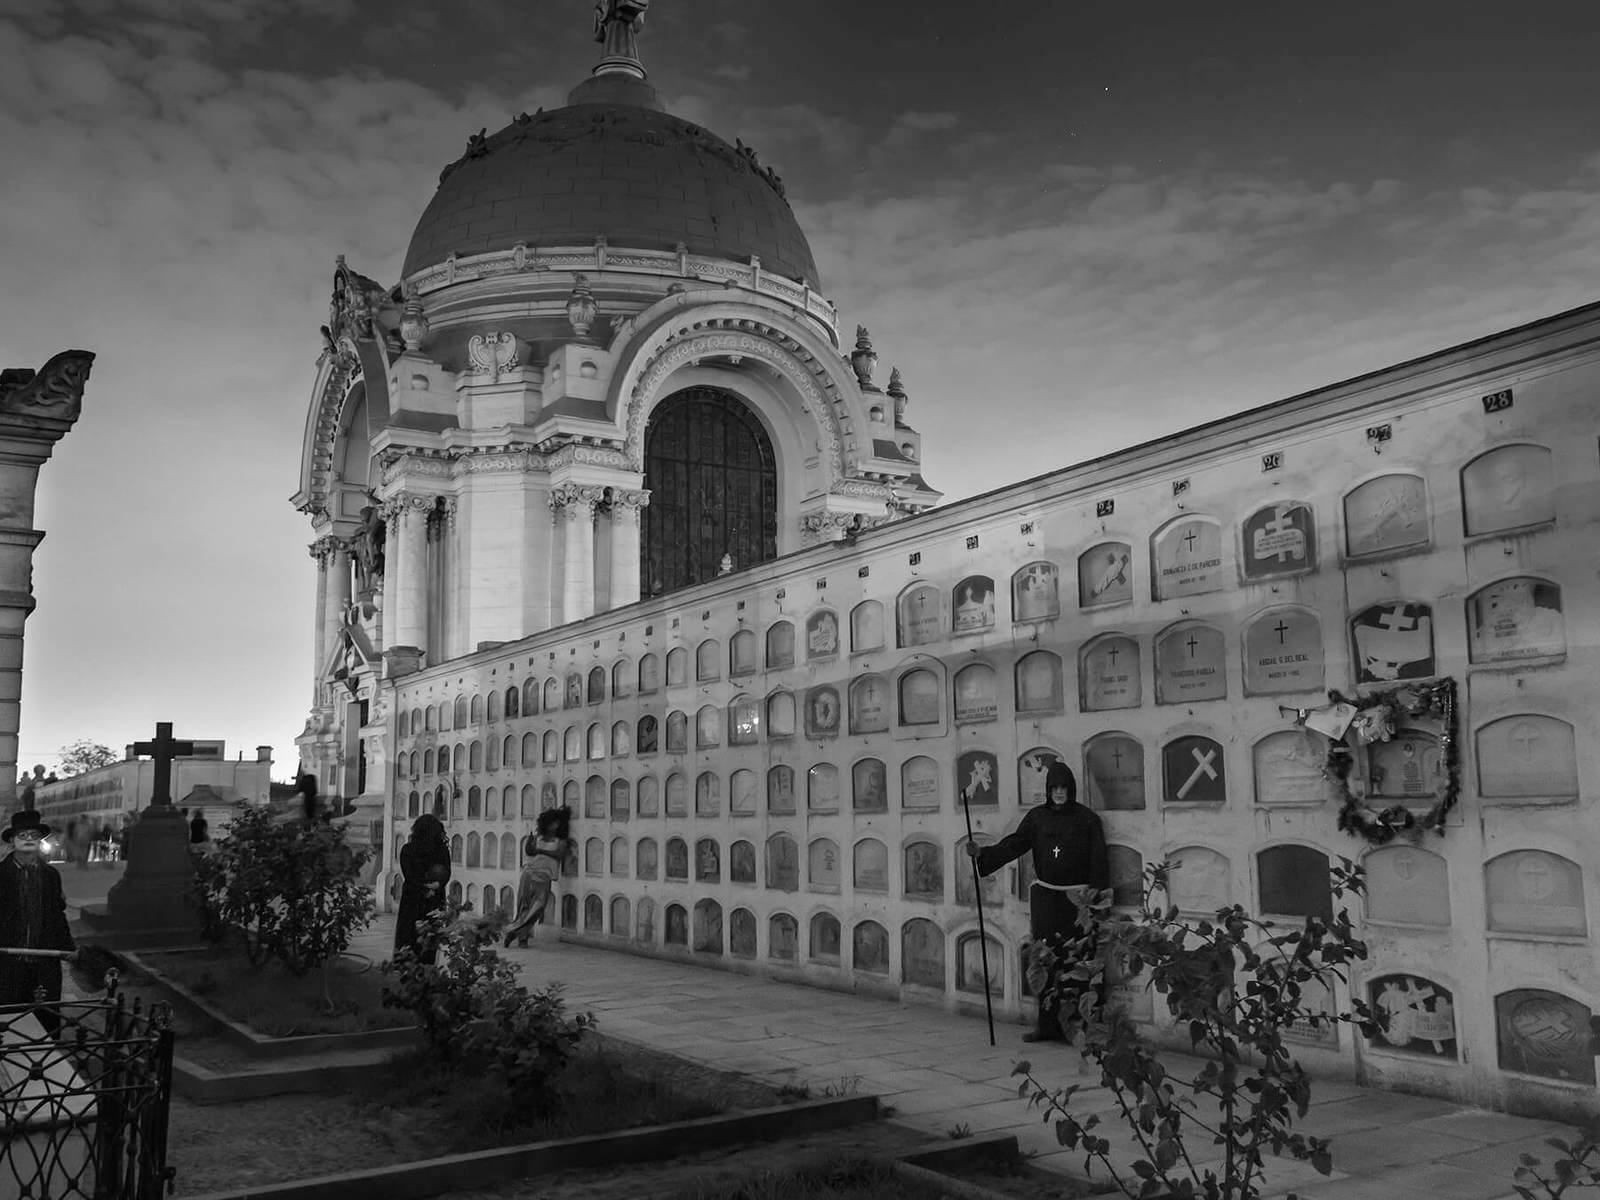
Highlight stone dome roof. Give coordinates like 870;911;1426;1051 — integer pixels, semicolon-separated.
401;98;821;288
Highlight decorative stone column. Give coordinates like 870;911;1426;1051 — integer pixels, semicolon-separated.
381;494;432;674
310;535;343;703
606;488;649;611
551;484;603;624
0;350;90;811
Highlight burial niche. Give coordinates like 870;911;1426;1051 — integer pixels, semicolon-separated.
848;673;891;734
1344;473;1429;558
730;768;758;814
1462;444;1556;536
1369;975;1458;1059
1467;577;1564;663
1484;851;1587;937
1084;734;1145;811
901;756;940;810
610;896;629;936
584;895;603;932
1012;561;1061;622
1080;635;1141;711
692;899;722;954
851;600;885;652
806;609;840;660
1475;715;1578;801
1165;846;1230;913
1367;729;1443;801
1252;729;1337;806
1151;517;1225;601
769;913;799;961
852;921;890;974
1241;501;1316;580
636;837;658;880
730;839;756;884
1364;845;1451;927
1015;651;1063;713
807;763;840;813
1242;607;1325;695
1107;845;1144;908
956;932;1005;998
902;918;946;988
635;896;656;943
897;583;942;647
1351;601;1434;684
956;750;998;808
853;838;889;892
664;903;687;945
767;765;796;814
694;837;720;883
729;695;760;745
810;912;841;960
808;837;841;891
730;629;757;676
852;758;887;812
898;665;942;726
664;836;688;879
804;685;841;739
1079;541;1133;608
1162;736;1225;805
955;837;1003;907
1018;747;1064;808
730;908;757;958
1496;990;1596;1084
766;621;795;668
1155;622;1226;704
1257;845;1332;920
904;840;944;900
952;575;996;633
766;833;799;892
954;662;999;723
637;775;660;818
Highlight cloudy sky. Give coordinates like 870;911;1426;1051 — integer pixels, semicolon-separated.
5;0;1598;781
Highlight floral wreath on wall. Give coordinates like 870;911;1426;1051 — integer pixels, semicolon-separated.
1284;678;1460;846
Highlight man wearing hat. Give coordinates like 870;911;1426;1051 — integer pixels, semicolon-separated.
1;809;78;1032
965;762;1109;1043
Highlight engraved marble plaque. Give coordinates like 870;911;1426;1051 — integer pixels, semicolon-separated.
953;575;996;633
730;839;757;883
769;912;798;960
902;756;940;810
584;837;603;873
1155;624;1227;704
810;912;841;959
766;833;799;891
808;763;840;813
1242;502;1316;579
957;933;1005;997
767;765;795;814
766;621;795;668
637;715;659;755
1486;851;1587;936
1016;651;1063;712
1496;989;1595;1083
730;907;757;957
1166;846;1230;912
1162;736;1225;805
666;649;687;687
898;584;942;647
957;750;998;808
1108;844;1144;908
1018;747;1063;807
584;894;603;932
1081;635;1141;711
1368;730;1442;800
808;837;841;890
853;838;889;891
807;609;840;659
1370;975;1458;1058
767;691;796;738
1252;730;1337;806
956;837;1003;906
1079;541;1133;608
637;775;659;818
1352;601;1435;683
853;920;890;973
1364;845;1451;927
666;710;687;753
665;771;688;816
1467;578;1564;662
1243;608;1325;695
851;600;885;651
902;918;946;987
954;663;999;723
1257;845;1332;919
1152;518;1225;601
899;667;942;725
1014;562;1061;622
636;837;659;880
731;768;758;814
1476;715;1579;799
729;696;760;745
1463;444;1556;536
665;903;687;944
1345;474;1429;557
692;899;722;953
852;758;887;812
1105;954;1153;1022
1084;734;1145;811
904;840;944;899
665;836;688;879
730;629;757;675
1282;975;1339;1046
609;837;628;874
695;771;720;815
695;837;720;882
696;639;719;681
849;673;891;733
805;685;841;739
639;654;661;693
635;896;655;943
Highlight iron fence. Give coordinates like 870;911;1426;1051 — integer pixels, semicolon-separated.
1;967;174;1200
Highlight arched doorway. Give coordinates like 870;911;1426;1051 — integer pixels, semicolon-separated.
641;387;778;598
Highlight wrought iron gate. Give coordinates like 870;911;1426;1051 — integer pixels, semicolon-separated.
1;972;174;1200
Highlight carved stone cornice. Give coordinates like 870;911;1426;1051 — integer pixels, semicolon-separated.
380;454;455;485
607;487;650;516
546;443;627;471
309;535;345;566
799;511;856;546
548;483;605;517
0;350;94;424
378;493;436;522
461;448;540;475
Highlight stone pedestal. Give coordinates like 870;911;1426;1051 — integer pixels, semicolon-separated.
82;806;198;947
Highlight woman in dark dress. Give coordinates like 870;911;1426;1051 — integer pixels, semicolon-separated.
394;812;451;960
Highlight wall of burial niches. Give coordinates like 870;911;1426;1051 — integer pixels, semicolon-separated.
387;338;1600;1118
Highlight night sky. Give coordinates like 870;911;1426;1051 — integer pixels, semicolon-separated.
4;0;1598;778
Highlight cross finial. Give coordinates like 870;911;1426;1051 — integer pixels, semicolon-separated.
592;1;651;79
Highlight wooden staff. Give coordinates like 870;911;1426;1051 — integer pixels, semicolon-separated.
959;790;996;1047
0;947;75;959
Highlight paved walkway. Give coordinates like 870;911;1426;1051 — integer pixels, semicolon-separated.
337;917;1576;1200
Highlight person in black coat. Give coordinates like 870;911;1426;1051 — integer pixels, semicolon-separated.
0;810;77;1035
394;812;451;962
966;762;1109;1042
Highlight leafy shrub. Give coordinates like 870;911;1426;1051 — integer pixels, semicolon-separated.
193;805;375;976
1014;858;1385;1200
1511;1118;1600;1199
381;908;595;1114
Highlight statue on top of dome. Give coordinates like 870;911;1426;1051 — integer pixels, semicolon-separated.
594;1;649;60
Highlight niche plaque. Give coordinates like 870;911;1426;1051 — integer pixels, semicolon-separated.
1152;519;1225;601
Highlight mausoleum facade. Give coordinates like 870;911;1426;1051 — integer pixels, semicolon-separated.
294;8;1600;1120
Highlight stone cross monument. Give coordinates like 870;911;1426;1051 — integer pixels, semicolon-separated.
0;350;93;811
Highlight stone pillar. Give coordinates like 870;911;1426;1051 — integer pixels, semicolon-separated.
381;494;430;676
551;484;603;624
607;488;649;611
309;536;341;703
0;350;91;811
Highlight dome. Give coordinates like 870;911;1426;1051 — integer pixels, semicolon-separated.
401;99;821;288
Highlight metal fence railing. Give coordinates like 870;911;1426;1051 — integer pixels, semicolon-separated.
1;966;174;1200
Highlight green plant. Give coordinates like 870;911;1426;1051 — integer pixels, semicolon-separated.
946;1122;973;1140
1510;1118;1600;1198
381;908;595;1114
194;806;375;986
1014;858;1384;1200
821;1073;863;1097
776;1082;813;1101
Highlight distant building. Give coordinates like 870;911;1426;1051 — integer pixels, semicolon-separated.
29;743;274;833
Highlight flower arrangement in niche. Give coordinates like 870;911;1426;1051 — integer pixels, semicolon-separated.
1289;679;1459;846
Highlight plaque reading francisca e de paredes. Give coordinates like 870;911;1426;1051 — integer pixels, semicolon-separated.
1151;519;1225;601
1242;608;1325;695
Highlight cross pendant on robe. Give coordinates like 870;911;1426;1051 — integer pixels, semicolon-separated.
1051;845;1061;859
